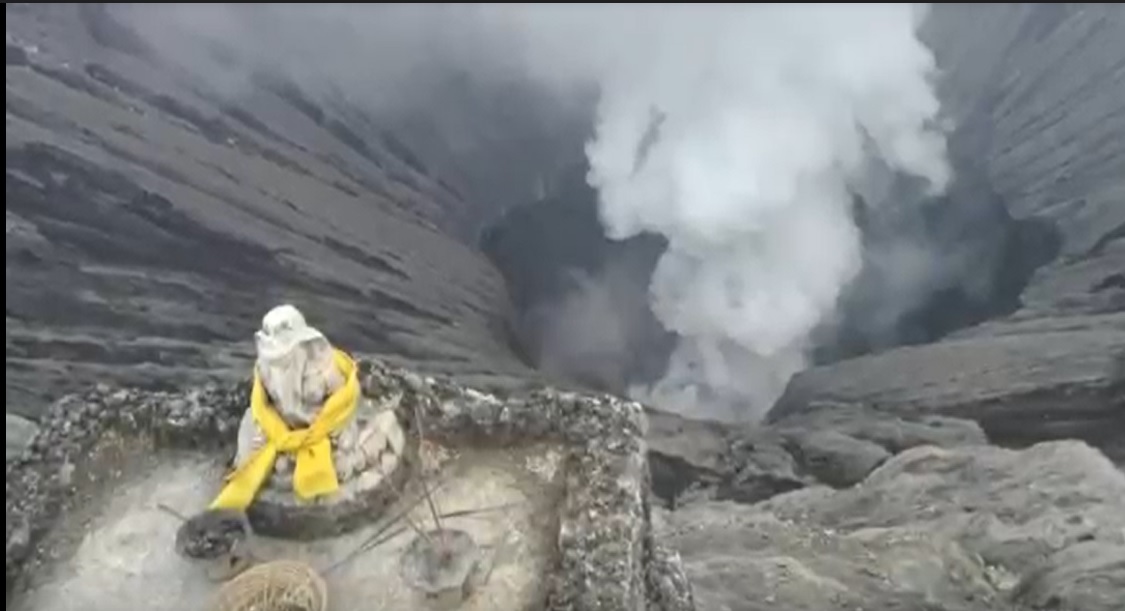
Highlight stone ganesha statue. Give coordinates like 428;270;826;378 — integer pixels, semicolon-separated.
215;304;403;510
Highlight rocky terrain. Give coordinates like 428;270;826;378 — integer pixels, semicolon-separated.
5;3;1125;611
661;440;1125;611
645;6;1125;610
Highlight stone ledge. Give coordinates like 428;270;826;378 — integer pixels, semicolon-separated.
6;358;692;611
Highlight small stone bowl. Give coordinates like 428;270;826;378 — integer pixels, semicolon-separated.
399;528;492;608
175;508;255;581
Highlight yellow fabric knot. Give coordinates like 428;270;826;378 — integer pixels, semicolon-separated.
210;349;360;510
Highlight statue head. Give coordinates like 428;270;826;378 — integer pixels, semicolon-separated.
256;304;325;359
254;304;339;424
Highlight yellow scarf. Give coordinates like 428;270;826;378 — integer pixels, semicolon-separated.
210;349;360;510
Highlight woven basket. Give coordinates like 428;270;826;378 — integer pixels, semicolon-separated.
211;560;328;611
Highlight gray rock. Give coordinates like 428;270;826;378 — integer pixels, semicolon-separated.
1009;541;1125;611
649;405;988;507
645;410;731;504
5;414;39;460
772;319;1125;462
774;405;989;454
646;542;696;611
662;440;1125;611
715;432;810;505
662;502;1001;611
1012;243;1125;320
784;430;890;488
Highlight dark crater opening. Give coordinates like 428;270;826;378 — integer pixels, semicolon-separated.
810;162;1062;363
480;164;675;394
480;156;1061;397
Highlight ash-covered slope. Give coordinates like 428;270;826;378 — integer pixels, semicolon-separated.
771;4;1125;461
5;4;535;425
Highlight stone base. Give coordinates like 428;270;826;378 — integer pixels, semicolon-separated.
247;454;415;539
247;409;416;539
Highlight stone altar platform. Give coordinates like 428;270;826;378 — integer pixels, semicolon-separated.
5;359;694;611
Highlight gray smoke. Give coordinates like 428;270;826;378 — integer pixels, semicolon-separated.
532;261;652;393
122;4;952;421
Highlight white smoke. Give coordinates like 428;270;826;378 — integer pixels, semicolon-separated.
484;4;951;420
123;4;951;421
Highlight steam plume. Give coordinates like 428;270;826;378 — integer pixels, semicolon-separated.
123;4;951;421
494;5;951;419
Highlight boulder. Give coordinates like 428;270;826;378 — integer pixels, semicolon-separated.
773;405;989;454
783;430;890;488
648;405;990;507
772;319;1125;462
659;503;1001;611
646;410;731;504
715;432;810;505
662;440;1125;611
